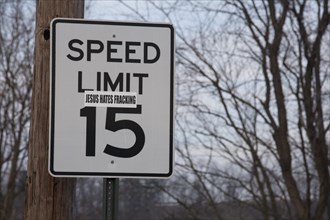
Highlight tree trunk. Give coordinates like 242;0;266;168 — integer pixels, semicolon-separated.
24;1;84;219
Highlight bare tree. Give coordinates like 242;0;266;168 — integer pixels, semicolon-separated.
74;178;103;219
118;179;164;220
113;0;330;219
0;1;34;219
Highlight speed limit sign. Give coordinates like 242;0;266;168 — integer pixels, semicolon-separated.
49;19;174;178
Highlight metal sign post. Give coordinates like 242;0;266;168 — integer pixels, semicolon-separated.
103;178;119;220
49;17;175;220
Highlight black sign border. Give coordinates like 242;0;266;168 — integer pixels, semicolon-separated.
50;18;175;178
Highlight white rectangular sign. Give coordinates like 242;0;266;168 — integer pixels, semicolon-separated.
49;18;175;178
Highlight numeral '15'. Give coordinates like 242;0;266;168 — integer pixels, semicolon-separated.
80;105;145;158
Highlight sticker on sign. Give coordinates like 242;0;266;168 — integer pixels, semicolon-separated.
49;18;175;178
84;91;137;108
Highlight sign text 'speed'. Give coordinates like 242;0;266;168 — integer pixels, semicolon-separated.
67;39;161;63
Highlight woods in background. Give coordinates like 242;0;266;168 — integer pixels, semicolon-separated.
0;0;329;220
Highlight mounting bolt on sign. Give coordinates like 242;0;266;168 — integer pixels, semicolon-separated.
49;19;175;178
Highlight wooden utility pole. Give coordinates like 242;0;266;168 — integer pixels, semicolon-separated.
24;1;84;219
